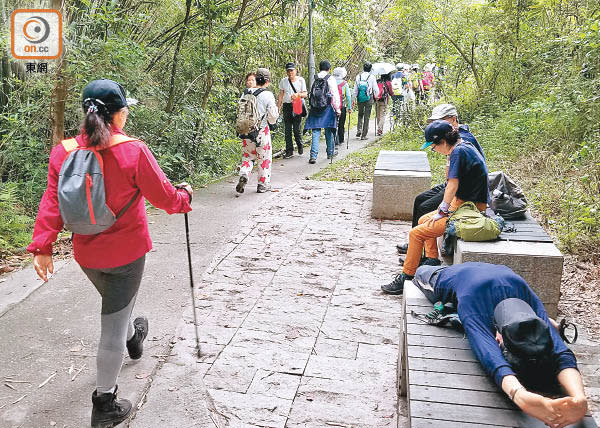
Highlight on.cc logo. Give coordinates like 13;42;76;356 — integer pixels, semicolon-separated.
11;9;62;60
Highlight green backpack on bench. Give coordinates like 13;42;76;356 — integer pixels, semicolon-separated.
449;201;501;242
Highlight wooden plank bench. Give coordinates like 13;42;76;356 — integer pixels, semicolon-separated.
441;211;563;318
398;279;598;427
372;150;431;220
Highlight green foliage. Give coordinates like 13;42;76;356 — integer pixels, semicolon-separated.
0;182;34;255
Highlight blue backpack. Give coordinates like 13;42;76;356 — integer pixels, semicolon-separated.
58;135;140;235
356;73;370;103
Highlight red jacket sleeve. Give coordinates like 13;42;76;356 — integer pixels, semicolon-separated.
27;145;66;256
135;144;192;214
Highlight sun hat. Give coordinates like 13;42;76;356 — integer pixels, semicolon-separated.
494;298;553;359
256;68;271;81
428;104;458;121
333;67;347;79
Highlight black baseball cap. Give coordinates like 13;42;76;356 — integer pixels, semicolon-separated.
494;298;553;359
285;62;296;70
82;79;138;112
422;120;453;149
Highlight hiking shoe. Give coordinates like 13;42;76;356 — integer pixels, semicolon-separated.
377;130;383;136
235;176;248;194
422;258;441;267
91;386;132;428
257;184;271;193
360;136;368;140
126;316;148;360
381;273;414;295
356;132;361;137
309;158;316;164
396;243;409;255
283;152;293;159
298;145;304;155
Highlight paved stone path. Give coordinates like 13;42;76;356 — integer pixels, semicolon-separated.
132;180;411;427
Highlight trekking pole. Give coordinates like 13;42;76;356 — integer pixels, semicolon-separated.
331;130;336;165
346;111;350;150
184;211;202;358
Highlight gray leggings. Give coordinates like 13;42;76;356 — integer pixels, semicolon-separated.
81;255;145;393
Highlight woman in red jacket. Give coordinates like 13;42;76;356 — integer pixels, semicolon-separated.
27;79;193;428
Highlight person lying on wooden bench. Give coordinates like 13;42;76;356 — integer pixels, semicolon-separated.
413;262;588;428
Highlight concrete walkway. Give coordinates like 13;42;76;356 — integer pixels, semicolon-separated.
131;180;410;427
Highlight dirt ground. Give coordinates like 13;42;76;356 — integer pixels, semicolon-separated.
559;255;600;339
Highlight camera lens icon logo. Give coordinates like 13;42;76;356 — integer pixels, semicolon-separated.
23;16;51;44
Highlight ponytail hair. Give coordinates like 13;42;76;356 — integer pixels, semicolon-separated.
81;98;115;148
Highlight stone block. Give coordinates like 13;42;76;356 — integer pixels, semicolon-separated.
454;239;563;318
372;151;431;220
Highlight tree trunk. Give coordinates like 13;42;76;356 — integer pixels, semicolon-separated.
50;57;67;147
50;0;66;147
166;0;193;113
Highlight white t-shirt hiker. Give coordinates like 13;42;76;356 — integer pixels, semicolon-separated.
279;76;307;104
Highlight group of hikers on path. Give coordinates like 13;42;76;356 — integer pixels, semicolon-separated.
234;59;438;195
24;62;590;426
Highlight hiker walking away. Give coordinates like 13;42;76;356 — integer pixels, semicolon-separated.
375;72;393;136
402;64;415;112
353;62;380;140
333;67;352;147
245;72;256;89
421;64;435;104
381;120;488;293
408;64;422;106
303;60;341;163
413;262;588;427
277;62;307;158
396;103;484;254
235;68;279;193
390;64;405;120
27;79;193;428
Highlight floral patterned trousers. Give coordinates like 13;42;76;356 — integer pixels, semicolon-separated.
239;127;272;186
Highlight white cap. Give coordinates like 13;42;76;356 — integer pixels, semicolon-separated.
333;67;347;79
428;104;458;120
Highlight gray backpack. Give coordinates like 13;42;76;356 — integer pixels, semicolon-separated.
58;135;140;235
235;88;265;140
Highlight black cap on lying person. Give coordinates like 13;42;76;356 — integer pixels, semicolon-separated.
494;298;558;388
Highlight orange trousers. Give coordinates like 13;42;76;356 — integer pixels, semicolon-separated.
402;198;487;276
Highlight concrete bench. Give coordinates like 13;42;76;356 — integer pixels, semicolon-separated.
399;280;598;427
372;150;431;220
441;212;563;318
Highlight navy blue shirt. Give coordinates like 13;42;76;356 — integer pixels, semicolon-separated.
447;141;489;203
433;263;577;387
458;124;484;159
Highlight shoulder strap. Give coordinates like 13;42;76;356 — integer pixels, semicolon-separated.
253;88;266;98
116;190;141;219
61;138;79;153
289;78;297;93
109;134;138;148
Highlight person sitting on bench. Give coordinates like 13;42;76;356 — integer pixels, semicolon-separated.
413;262;589;428
396;103;484;255
381;120;488;294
